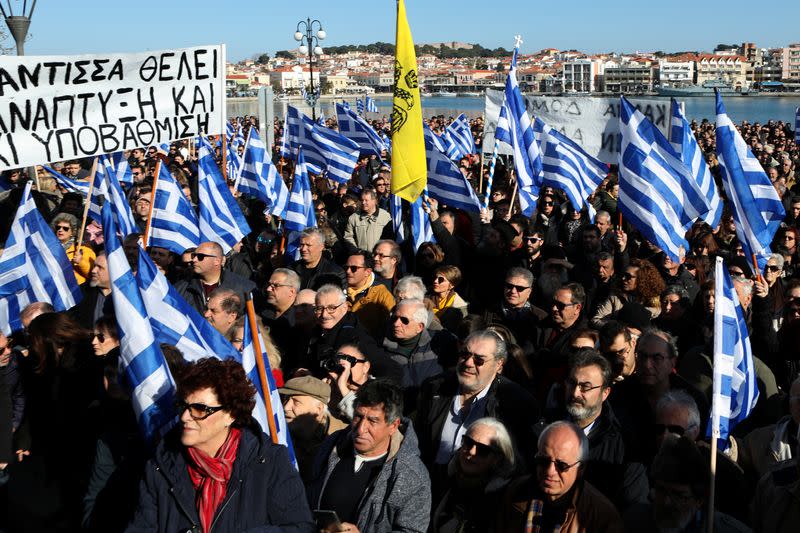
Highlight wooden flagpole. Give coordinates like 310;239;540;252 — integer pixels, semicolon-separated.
707;431;718;533
507;172;519;216
142;160;162;247
76;158;98;250
245;296;279;444
221;133;228;181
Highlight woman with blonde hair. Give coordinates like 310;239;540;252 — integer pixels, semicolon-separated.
430;265;469;333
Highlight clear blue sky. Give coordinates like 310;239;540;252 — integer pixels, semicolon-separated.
8;0;799;61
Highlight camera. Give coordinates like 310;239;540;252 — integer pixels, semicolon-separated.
320;353;359;375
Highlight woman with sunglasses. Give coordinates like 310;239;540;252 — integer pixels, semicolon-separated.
91;315;120;360
591;258;665;328
431;418;517;533
127;358;313;532
51;212;97;284
430;265;469;333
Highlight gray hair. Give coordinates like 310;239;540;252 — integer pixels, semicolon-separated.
272;268;301;291
768;253;785;271
596;210;611;223
374;239;402;262
464;329;508;362
315;283;346;305
467;417;516;477
656;390;700;432
51;212;78;234
506;267;534;287
538;420;589;463
396;298;429;326
300;227;325;246
638;327;679;360
395;275;426;300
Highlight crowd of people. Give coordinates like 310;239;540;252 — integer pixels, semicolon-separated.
0;110;798;532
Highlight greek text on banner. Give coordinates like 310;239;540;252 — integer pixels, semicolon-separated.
0;44;226;171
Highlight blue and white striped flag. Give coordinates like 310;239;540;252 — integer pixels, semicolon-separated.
227;141;243;185
317;110;326;126
111;152;134;188
381;132;392;154
795;107;799;145
423;127;482;213
618;96;710;262
233;124;246;149
284;105;360;183
225;121;235;138
341;100;351;112
241;310;297;465
93;154;138;237
197;136;251;254
670;99;722;228
101;201;176;442
356;98;365;115
148;163;200;255
278;114;292;160
335;103;388;156
494;45;543;211
390;194;405;244
42;165;90;196
715;92;784;273
365;95;378;114
283;148;317;259
708;256;759;451
239;127;290;218
534;118;606;219
445;114;476;161
0;182;82;335
410;194;435;251
424;123;447;153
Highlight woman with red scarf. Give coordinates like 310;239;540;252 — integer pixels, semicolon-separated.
126;358;314;532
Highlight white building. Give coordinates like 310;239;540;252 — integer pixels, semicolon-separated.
658;60;695;87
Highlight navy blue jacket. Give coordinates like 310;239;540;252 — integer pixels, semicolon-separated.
126;423;314;533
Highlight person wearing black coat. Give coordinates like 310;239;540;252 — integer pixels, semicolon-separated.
174;266;257;315
125;422;313;533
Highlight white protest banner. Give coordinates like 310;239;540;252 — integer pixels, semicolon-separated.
483;89;671;164
0;44;226;171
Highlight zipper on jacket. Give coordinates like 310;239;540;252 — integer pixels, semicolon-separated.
208;481;241;532
157;466;200;530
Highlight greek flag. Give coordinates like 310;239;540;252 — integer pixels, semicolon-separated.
148;163;200;255
42;166;90;196
381;132;392;154
241;310;297;464
795;107;799;145
356;98;364;115
317;110;326;126
534;118;606;219
111;152;134;188
136;247;240;362
494;46;543;205
366;95;378;113
91;154;138;237
341;100;351;111
225;121;235;138
618;96;710;262
283;148;317;259
284;105;360;184
670;99;722;228
391;194;405;244
0;182;82;335
715;92;784;272
278;114;292;159
239;127;290;218
101;201;176;442
424;123;447;153
233;124;246;149
445;114;476;161
708;256;759;451
410;194;435;251
197;136;251;254
226;141;243;185
423;127;482;213
335;103;388;156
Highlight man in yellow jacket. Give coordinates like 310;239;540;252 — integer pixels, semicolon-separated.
344;250;395;339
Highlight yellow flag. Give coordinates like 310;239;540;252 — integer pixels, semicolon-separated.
390;0;426;202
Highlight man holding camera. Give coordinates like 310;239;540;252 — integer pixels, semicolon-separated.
322;344;373;422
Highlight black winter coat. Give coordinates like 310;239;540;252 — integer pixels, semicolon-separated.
174;270;257;314
126;423;314;533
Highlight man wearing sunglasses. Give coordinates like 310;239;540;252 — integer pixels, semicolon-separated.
344;251;395;339
497;421;622;531
415;330;539;498
174;241;256;314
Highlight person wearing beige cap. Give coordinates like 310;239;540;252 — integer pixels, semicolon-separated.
280;376;347;483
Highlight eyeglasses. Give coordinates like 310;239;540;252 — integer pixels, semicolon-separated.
765;265;781;272
345;265;367;273
543;201;554;207
374;182;387;187
391;314;412;325
524;236;542;243
653;423;689;436
621;273;637;281
565;378;604;394
504;282;531;293
191;252;219;261
460;434;496;458
433;276;449;284
373;252;392;260
93;332;107;342
266;281;292;290
534;455;581;474
175;400;225;420
314;301;346;315
458;350;494;367
55;225;71;232
334;353;367;365
551;300;578;311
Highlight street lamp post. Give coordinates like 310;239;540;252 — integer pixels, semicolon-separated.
294;17;325;121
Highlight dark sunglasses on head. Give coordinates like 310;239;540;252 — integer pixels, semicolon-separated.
460;434;496;457
505;282;531;293
534;455;581;473
653;423;687;436
175;400;224;420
